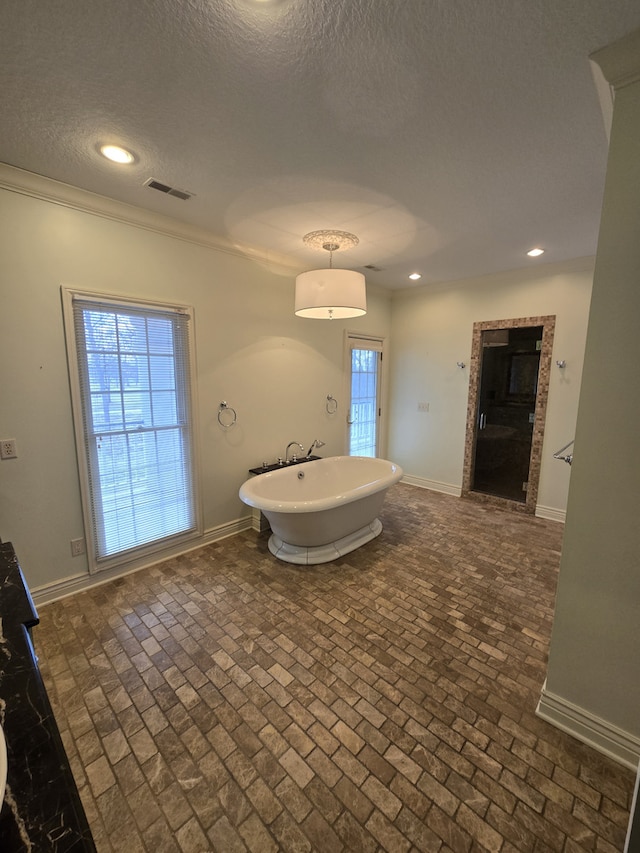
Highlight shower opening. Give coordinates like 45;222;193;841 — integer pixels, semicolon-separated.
462;316;555;513
473;326;542;501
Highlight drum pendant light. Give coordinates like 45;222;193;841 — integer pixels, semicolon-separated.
295;230;366;319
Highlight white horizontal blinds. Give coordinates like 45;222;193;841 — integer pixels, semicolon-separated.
72;297;197;561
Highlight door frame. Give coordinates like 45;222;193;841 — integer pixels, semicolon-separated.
461;315;555;514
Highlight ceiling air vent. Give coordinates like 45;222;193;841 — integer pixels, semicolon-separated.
364;264;383;272
145;178;193;201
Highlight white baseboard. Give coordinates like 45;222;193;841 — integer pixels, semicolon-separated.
32;516;253;606
401;474;461;497
535;504;566;523
537;684;640;770
401;476;566;522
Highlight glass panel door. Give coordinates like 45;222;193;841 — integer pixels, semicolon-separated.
472;326;543;501
347;340;382;457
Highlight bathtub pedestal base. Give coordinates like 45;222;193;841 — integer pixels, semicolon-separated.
268;519;383;565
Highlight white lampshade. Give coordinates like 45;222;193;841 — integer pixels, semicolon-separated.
295;269;367;319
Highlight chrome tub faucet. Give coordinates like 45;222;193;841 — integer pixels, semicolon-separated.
285;441;305;463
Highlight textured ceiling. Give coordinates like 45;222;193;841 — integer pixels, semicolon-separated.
2;0;640;289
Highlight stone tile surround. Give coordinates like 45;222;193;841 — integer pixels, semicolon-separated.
35;484;634;851
462;316;556;514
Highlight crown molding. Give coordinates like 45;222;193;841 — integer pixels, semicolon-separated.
590;27;640;91
0;162;299;274
391;255;596;299
589;58;614;143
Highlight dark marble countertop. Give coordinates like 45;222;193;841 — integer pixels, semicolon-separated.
0;542;96;852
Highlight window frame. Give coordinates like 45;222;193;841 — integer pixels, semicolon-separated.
62;287;202;574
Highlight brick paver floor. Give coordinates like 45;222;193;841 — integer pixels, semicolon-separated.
36;484;635;851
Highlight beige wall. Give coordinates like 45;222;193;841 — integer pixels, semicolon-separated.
0;166;594;613
0;174;391;592
543;30;640;747
387;261;593;516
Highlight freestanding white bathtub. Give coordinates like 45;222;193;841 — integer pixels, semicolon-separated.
239;456;403;565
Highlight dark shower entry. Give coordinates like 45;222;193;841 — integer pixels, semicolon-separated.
472;325;543;502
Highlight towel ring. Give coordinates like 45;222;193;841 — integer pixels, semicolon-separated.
326;395;338;415
217;401;237;428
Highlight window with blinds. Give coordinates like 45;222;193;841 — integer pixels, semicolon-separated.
62;289;200;571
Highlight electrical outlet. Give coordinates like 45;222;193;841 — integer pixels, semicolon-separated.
417;402;429;412
0;439;17;459
70;538;86;557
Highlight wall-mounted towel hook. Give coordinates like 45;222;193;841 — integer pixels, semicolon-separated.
556;360;566;368
456;361;466;369
217;401;237;428
326;395;338;414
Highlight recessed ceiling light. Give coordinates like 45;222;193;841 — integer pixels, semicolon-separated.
100;144;135;165
527;247;544;257
408;273;422;280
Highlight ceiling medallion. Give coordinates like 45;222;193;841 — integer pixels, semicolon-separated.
301;230;360;253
